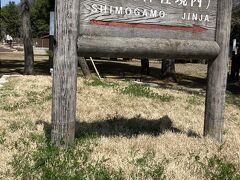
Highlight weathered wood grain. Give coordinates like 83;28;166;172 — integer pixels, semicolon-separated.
77;36;220;59
204;0;232;142
78;57;93;79
79;0;217;41
51;0;79;146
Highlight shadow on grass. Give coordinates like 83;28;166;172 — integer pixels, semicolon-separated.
88;60;240;99
36;115;201;140
0;59;51;75
86;60;208;93
227;83;240;95
1;58;207;94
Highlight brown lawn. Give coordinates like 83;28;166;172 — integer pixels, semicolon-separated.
0;54;239;179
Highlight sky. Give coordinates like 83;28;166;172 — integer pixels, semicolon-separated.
1;0;20;7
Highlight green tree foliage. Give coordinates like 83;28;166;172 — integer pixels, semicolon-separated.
0;2;21;38
232;8;240;40
30;0;50;37
230;0;239;41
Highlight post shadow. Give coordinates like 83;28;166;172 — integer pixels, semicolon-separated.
36;115;200;140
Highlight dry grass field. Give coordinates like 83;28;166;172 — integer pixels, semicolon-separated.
0;61;239;179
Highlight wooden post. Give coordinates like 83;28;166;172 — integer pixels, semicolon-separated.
78;37;220;59
161;59;176;79
204;0;232;142
21;0;34;75
231;51;237;80
141;58;149;75
51;0;79;146
78;57;92;79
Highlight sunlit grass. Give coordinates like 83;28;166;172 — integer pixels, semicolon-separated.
0;75;239;179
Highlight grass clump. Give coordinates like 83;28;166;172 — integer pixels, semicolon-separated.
226;92;240;109
195;155;240;180
8;130;167;179
187;95;203;106
85;77;119;88
85;78;174;102
9;120;37;132
9;133;124;180
9;121;23;132
129;149;166;180
0;88;52;112
0;130;6;144
121;83;174;102
1;102;24;112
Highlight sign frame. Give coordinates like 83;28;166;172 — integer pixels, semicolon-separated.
78;0;220;59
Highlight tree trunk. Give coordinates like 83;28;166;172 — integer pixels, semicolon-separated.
141;58;149;75
161;59;176;79
231;52;237;80
49;36;54;68
78;57;92;79
51;0;79;146
231;51;240;81
204;0;232;142
237;53;240;81
21;0;34;75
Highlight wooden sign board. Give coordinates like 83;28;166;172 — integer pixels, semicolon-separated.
52;0;232;145
80;0;217;41
78;0;219;59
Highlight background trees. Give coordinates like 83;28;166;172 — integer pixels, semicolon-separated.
1;0;51;39
232;0;240;40
0;2;21;38
30;0;50;37
231;9;240;40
